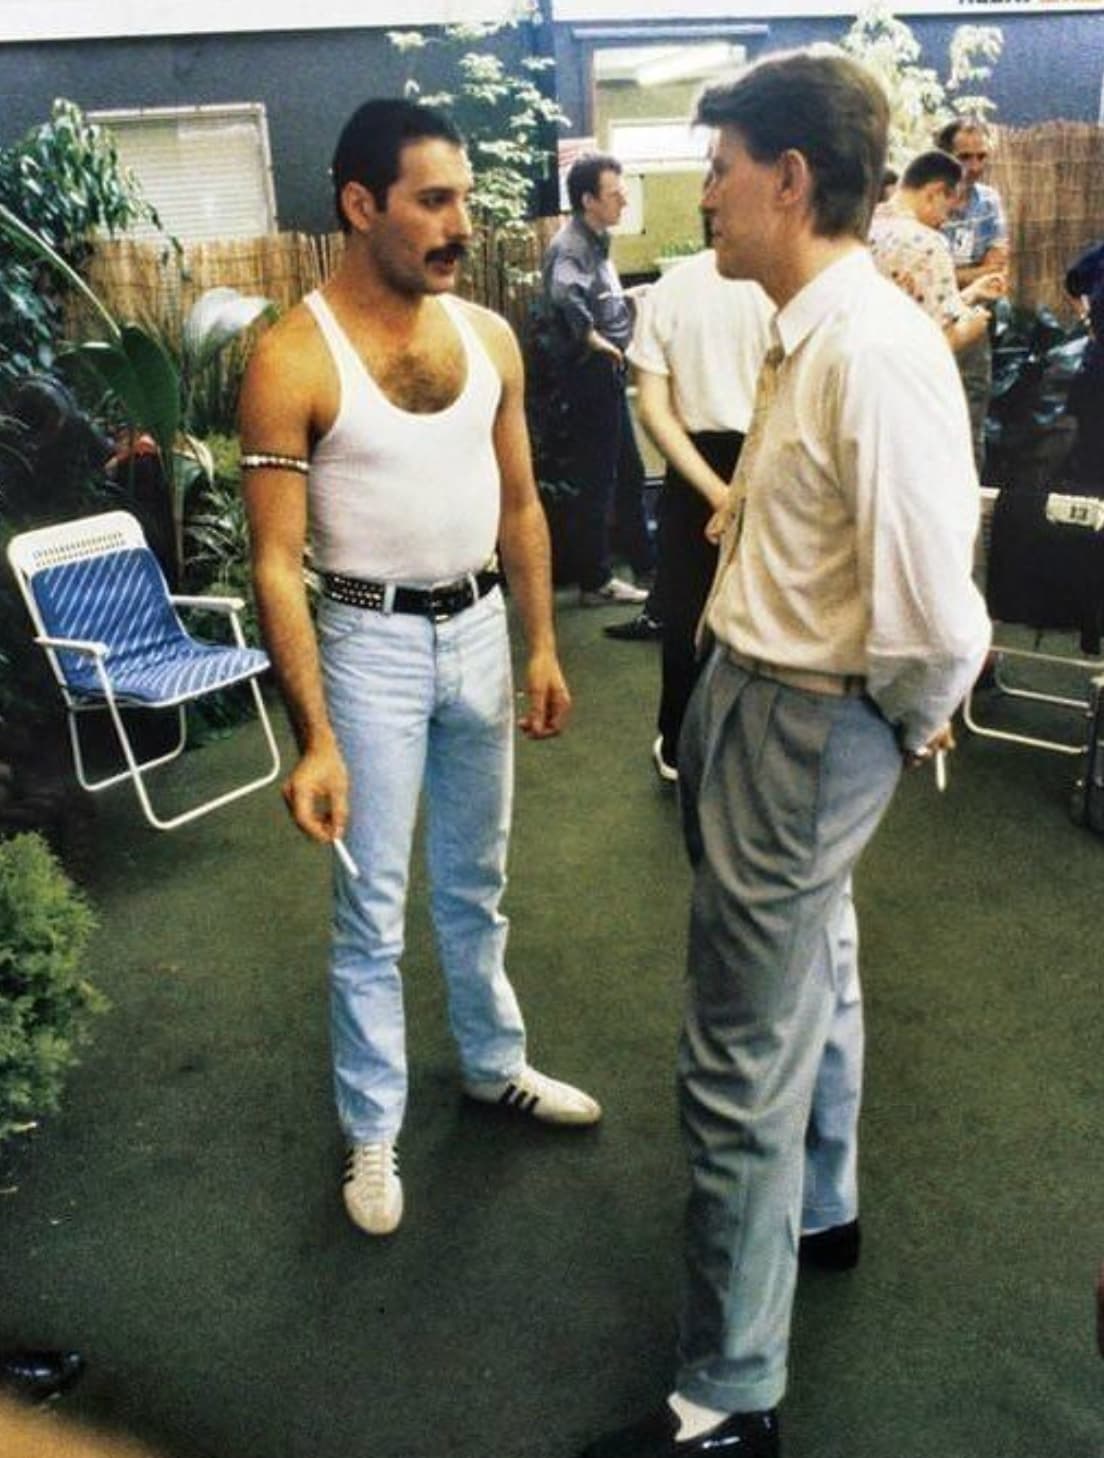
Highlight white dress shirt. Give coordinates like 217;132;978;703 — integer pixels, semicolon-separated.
706;248;991;750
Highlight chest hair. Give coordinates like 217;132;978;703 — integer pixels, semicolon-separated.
359;316;467;414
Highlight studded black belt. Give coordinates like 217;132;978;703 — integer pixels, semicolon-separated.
321;567;501;622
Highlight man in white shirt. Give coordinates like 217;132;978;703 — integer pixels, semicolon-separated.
579;51;990;1458
627;249;772;782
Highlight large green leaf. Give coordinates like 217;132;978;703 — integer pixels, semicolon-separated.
67;338;145;419
64;334;172;454
120;324;180;455
65;325;180;471
0;200;119;340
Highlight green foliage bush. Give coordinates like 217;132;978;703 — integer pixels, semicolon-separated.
0;831;105;1143
389;10;567;236
184;433;256;633
0;98;160;399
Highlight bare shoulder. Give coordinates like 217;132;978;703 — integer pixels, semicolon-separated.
240;297;328;446
245;298;323;384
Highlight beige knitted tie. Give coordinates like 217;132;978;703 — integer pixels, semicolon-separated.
697;342;784;645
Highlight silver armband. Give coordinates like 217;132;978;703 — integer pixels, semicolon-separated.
240;452;310;475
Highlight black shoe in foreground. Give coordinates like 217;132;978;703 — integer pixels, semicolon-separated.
578;1403;780;1458
603;610;663;642
0;1348;85;1404
798;1218;861;1271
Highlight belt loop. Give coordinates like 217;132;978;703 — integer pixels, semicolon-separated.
467;571;479;604
381;583;396;616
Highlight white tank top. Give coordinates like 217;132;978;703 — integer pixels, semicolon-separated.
304;290;502;584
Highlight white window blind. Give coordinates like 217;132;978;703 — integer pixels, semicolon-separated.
89;104;277;243
607;119;712;172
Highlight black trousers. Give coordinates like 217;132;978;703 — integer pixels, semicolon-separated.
561;354;652;590
655;430;744;763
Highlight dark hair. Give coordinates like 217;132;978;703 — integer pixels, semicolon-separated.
934;115;989;153
331;98;464;230
695;50;888;239
566;152;622;213
901;149;963;192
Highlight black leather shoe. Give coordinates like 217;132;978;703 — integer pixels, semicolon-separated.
579;1403;780;1458
603;610;663;642
799;1218;861;1271
0;1348;85;1403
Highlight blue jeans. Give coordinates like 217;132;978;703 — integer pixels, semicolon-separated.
319;588;527;1142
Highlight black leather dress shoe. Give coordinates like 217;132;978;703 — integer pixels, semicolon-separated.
578;1403;780;1458
0;1348;85;1403
798;1218;861;1271
603;610;663;642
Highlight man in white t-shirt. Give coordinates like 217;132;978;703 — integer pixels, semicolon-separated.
626;248;771;781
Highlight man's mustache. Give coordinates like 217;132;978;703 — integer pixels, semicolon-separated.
426;243;469;266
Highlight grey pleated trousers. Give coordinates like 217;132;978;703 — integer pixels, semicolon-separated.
676;648;902;1413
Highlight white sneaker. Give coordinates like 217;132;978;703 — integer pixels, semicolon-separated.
579;576;648;607
343;1141;403;1235
462;1064;602;1126
652;734;679;784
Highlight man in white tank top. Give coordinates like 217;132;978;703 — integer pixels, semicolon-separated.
239;99;600;1239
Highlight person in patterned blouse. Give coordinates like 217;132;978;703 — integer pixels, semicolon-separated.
869;149;1005;355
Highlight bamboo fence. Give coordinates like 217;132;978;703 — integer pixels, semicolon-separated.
989;121;1104;318
83;221;552;341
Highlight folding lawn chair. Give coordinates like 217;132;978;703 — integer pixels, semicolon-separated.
964;485;1104;755
7;508;281;829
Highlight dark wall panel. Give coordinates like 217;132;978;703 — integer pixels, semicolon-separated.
0;27;497;233
0;13;1100;234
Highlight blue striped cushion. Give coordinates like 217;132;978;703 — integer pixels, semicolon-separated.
32;548;269;706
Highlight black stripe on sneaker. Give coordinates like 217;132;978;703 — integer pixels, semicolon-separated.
498;1083;541;1114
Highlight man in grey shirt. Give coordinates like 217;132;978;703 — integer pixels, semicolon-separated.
541;152;653;614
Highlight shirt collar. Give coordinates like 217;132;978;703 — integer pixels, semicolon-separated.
572;213;610;258
773;248;873;359
951;180;988;215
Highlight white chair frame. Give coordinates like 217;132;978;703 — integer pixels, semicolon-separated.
7;509;281;830
964;486;1104;755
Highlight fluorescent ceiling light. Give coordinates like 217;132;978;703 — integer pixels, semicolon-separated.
635;40;742;86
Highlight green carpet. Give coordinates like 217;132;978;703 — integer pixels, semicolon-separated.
1;596;1101;1458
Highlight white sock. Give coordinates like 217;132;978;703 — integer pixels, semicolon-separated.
667;1392;730;1441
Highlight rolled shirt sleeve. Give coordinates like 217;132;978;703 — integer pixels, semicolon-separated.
547;250;598;348
626;286;669;377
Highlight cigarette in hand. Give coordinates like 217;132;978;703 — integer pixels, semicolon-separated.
333;836;360;879
934;750;947;793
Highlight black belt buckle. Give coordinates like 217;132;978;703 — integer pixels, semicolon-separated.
428;580;473;622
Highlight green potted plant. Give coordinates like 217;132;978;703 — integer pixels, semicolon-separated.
0;831;104;1145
